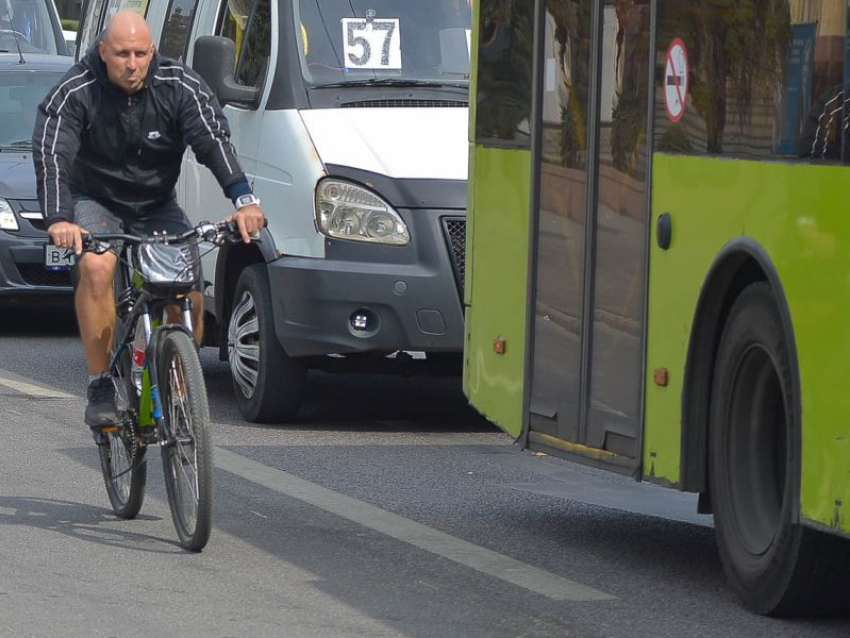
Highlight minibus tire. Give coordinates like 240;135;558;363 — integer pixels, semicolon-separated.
709;282;850;615
229;264;306;422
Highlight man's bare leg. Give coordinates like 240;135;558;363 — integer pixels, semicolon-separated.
165;290;204;344
76;251;118;374
77;250;120;428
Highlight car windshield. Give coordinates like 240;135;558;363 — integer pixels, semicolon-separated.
0;71;63;149
0;0;62;54
294;0;472;88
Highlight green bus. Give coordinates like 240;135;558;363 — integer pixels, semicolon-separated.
464;0;850;616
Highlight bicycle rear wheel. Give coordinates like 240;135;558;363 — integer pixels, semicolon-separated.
159;330;213;551
99;348;147;519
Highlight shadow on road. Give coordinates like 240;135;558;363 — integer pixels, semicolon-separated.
0;302;497;434
200;352;497;434
0;495;182;553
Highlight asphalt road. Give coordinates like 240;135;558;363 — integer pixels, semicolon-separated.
1;305;849;638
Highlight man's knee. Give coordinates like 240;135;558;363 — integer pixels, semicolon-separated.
77;253;117;293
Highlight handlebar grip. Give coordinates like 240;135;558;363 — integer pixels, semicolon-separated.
222;219;265;240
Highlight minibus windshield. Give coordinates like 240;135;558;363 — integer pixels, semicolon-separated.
294;0;472;88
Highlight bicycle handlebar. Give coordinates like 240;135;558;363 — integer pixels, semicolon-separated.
80;219;264;252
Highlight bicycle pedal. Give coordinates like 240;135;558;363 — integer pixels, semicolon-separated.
91;431;109;446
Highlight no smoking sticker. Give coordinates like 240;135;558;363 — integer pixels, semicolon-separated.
664;38;688;122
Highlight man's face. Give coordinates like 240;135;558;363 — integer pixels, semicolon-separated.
98;30;153;94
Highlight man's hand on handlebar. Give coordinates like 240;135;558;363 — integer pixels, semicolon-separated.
226;204;265;244
48;221;89;256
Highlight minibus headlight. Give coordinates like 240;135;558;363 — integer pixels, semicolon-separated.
315;179;409;245
0;199;18;231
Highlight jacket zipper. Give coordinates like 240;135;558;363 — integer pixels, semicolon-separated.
128;94;143;156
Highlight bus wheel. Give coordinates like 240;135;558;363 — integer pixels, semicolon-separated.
228;264;307;423
710;282;850;615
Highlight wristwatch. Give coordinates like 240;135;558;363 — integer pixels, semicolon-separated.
235;193;261;210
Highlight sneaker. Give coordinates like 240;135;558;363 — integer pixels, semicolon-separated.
85;376;117;429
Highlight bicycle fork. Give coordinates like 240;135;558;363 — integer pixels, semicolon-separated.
144;297;195;449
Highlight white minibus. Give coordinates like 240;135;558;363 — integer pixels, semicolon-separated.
76;0;471;421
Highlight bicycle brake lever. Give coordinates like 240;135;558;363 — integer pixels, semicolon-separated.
81;235;110;254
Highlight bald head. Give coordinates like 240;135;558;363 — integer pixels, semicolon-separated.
104;10;151;45
99;10;154;94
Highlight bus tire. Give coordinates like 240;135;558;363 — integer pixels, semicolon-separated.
228;264;306;423
709;282;850;615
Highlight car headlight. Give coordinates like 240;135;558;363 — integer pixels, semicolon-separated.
315;179;409;245
0;199;17;231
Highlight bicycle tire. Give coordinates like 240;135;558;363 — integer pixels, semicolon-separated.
159;329;213;551
99;348;147;519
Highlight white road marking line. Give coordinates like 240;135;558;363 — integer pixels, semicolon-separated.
1;370;613;601
216;448;615;602
0;370;77;399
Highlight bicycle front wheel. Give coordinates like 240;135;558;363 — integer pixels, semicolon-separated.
159;330;213;551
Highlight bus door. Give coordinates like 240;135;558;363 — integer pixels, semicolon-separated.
527;0;651;470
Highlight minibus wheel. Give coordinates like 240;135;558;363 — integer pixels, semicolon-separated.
709;282;850;615
228;264;306;422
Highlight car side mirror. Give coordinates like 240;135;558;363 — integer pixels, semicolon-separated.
192;36;259;108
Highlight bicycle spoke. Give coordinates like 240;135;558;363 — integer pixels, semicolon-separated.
168;356;199;526
159;329;213;551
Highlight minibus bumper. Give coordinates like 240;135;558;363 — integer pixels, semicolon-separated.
267;214;466;358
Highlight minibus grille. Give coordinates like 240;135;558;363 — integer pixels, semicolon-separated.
17;264;72;287
442;217;466;300
342;99;468;108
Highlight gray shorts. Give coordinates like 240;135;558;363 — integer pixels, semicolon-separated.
72;197;202;291
73;197;193;237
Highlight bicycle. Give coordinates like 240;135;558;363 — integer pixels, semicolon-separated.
77;220;244;551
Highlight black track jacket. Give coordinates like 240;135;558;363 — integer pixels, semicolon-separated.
33;44;249;224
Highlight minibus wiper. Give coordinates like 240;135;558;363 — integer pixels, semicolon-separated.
0;140;31;150
315;78;466;89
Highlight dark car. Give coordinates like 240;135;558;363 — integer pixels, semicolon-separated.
0;53;72;304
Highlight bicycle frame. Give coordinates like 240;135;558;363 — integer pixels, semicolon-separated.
108;248;197;442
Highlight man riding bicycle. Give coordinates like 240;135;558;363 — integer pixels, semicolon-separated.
32;10;265;432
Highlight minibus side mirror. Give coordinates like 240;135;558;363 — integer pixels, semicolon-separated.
192;36;260;108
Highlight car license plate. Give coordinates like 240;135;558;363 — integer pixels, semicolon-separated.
43;244;75;271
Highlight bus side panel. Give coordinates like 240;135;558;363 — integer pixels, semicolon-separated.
646;153;850;533
463;146;531;439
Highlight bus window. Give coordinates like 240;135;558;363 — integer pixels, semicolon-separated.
103;0;148;23
78;0;148;56
474;0;533;146
655;0;848;163
585;0;650;453
159;0;198;60
217;0;270;90
530;0;593;438
78;0;107;54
